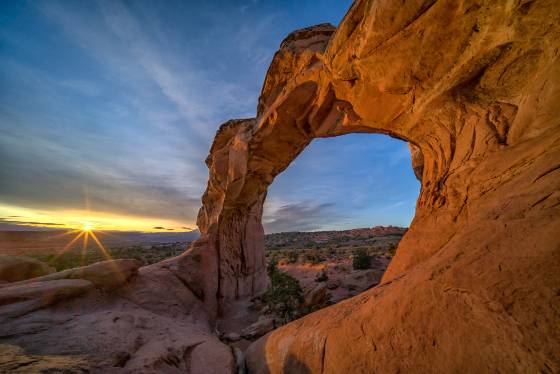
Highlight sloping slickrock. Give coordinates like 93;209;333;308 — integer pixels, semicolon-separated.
7;259;141;289
0;279;93;318
0;255;55;283
0;264;235;373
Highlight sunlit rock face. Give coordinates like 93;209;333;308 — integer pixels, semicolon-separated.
187;0;560;371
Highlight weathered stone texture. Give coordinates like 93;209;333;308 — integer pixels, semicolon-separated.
188;0;560;371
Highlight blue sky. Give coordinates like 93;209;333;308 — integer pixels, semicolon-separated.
0;0;419;233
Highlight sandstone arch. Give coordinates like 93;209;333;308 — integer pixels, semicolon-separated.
182;0;560;371
1;0;558;371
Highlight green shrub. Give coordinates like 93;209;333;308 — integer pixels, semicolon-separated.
315;270;328;282
304;250;323;264
286;250;299;264
264;259;303;323
352;248;371;270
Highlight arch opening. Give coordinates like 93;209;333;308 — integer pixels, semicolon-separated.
263;133;419;233
260;133;420;313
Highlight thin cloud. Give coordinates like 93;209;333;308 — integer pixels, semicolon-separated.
263;201;339;233
0;218;64;226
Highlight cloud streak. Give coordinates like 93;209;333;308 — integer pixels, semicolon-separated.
263;201;340;233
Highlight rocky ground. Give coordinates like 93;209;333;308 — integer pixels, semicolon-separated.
1;0;559;369
0;226;405;372
215;227;405;354
267;226;403;305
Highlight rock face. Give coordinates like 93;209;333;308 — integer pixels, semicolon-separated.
187;0;560;371
0;279;94;319
1;0;559;372
0;255;55;283
7;259;142;289
0;259;235;372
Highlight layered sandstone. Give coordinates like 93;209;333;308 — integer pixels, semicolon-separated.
188;0;559;371
0;259;235;372
0;255;55;283
1;0;559;372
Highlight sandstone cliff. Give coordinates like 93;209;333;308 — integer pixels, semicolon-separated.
1;0;559;372
190;0;560;371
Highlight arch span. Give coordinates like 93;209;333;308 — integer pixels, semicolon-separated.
177;2;560;370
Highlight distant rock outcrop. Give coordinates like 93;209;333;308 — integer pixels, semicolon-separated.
0;255;55;283
7;258;141;289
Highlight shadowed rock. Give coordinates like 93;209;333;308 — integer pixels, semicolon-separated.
1;0;559;372
183;0;559;371
0;279;93;318
0;255;55;283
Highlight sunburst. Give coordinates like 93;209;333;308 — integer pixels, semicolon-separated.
50;223;114;265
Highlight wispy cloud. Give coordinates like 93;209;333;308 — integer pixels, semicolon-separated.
38;0;259;139
263;200;339;233
0;218;64;226
0;0;417;233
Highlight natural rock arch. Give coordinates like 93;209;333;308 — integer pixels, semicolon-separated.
180;0;559;371
0;1;558;372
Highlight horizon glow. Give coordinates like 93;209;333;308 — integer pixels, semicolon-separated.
0;204;195;232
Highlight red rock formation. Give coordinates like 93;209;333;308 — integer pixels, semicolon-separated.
185;0;560;371
2;0;558;372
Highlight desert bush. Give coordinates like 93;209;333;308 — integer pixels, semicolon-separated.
264;259;304;322
315;270;328;282
286;250;299;264
352;248;371;270
388;244;398;256
304;250;323;264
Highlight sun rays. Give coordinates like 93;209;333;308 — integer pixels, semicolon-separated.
49;224;114;267
0;203;195;232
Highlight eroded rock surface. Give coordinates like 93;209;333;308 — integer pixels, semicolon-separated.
189;0;559;371
2;0;559;372
0;259;235;372
0;255;55;283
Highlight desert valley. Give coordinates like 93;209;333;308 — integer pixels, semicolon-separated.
1;0;559;373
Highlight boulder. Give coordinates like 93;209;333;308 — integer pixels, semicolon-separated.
10;259;141;289
303;284;329;308
0;255;55;283
67;259;141;288
241;316;275;340
0;279;93;318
